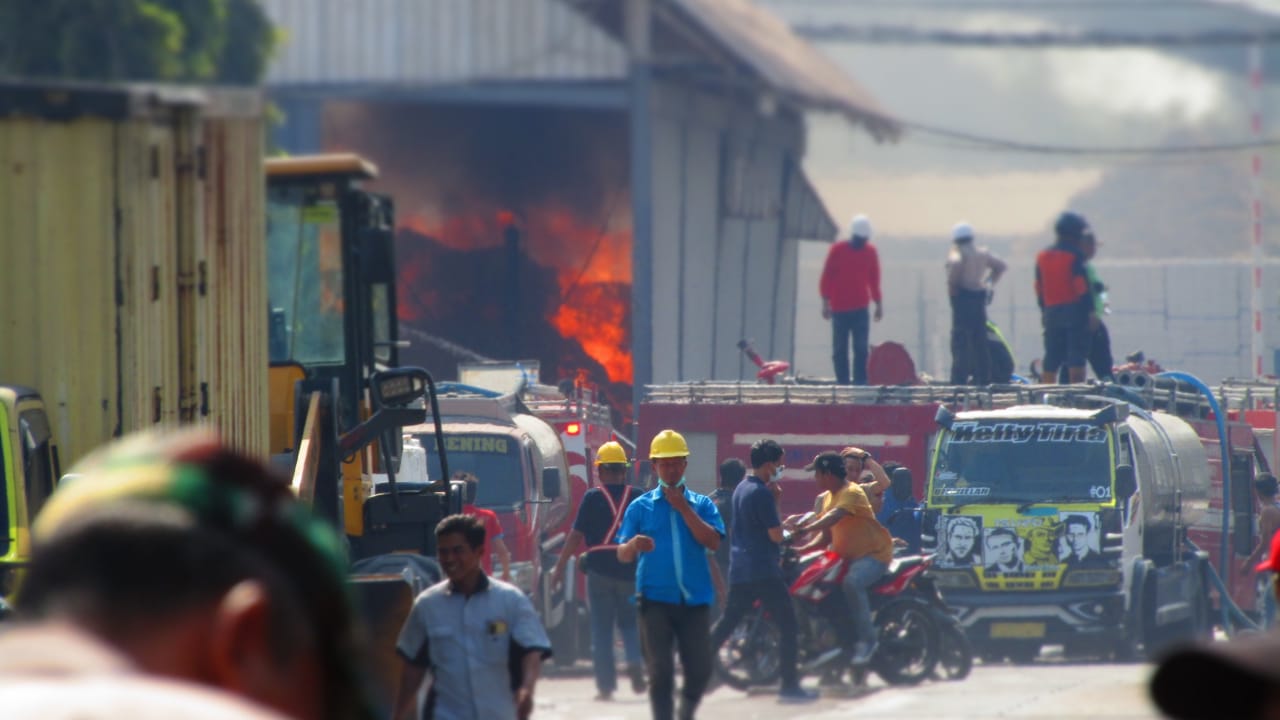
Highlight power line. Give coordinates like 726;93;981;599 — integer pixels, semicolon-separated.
894;117;1280;155
774;0;1228;7
794;24;1280;46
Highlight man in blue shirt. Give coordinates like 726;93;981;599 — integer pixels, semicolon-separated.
876;464;922;554
616;429;725;720
395;515;551;720
708;439;815;700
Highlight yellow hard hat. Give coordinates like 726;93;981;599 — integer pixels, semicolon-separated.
649;429;690;459
595;441;630;466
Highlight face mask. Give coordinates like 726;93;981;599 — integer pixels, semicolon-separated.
660;476;687;489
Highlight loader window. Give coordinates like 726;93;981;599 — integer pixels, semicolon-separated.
267;186;346;366
932;420;1113;504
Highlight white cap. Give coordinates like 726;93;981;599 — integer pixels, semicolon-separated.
952;221;974;242
848;214;872;240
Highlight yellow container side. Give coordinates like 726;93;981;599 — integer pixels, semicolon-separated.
0;82;266;467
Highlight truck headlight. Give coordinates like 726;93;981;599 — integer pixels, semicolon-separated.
1063;569;1122;588
933;571;977;589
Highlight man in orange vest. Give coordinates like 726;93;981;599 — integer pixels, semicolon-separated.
1035;211;1097;384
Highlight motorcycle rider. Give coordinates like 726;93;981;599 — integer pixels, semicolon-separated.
788;452;895;665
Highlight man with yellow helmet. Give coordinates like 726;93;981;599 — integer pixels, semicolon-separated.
548;441;647;701
616;429;725;720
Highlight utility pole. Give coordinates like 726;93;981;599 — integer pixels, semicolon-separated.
1251;41;1266;378
627;0;653;435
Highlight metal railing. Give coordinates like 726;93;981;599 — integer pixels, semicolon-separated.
643;374;1280;422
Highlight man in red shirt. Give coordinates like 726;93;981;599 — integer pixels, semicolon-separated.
458;471;512;581
820;214;883;385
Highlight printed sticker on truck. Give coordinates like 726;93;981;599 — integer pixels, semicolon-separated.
948;421;1107;444
935;510;1105;588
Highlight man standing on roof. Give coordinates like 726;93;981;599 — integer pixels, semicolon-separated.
821;214;883;385
947;221;1006;385
616;429;725;720
548;441;647;701
1036;211;1096;384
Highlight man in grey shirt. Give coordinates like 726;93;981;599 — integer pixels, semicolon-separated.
946;221;1007;385
394;515;551;720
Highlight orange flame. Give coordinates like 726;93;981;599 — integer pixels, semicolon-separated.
399;202;633;385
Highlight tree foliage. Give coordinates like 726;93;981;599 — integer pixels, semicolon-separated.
0;0;276;84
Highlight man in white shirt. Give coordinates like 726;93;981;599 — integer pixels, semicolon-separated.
946;222;1007;385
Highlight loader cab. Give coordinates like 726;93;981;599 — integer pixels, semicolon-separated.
0;385;59;598
266;154;399;456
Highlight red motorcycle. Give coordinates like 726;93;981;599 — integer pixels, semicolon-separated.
715;540;971;688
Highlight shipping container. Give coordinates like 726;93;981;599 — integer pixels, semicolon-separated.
0;80;268;467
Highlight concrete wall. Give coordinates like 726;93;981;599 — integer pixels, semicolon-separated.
795;245;1280;383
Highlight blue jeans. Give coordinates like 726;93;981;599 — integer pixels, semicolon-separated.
588;573;643;693
832;308;870;385
842;556;888;644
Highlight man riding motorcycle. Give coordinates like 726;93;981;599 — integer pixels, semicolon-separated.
786;452;895;665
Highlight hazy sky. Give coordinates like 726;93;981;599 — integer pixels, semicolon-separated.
763;0;1280;239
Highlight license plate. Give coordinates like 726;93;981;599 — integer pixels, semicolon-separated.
990;622;1045;639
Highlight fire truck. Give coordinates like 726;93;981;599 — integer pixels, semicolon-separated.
639;374;1279;659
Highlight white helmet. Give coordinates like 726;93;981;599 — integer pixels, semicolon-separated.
848;214;873;240
952;221;974;242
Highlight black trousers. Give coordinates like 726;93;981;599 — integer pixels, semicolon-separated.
709;578;800;688
832;308;870;385
1057;321;1114;383
950;289;990;385
638;599;712;720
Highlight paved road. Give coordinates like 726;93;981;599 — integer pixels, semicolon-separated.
534;659;1161;719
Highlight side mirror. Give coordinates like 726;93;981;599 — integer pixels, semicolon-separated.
371;367;429;408
542;468;562;500
935;406;955;429
448;479;466;516
1115;464;1136;500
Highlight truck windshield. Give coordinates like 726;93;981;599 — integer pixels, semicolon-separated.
931;420;1113;504
420;433;525;509
266;185;346;366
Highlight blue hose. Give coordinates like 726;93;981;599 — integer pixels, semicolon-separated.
1186;538;1260;636
1156;372;1232;581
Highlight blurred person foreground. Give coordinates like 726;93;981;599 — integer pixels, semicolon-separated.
0;428;368;720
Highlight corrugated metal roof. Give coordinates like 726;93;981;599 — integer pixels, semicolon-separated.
261;0;626;85
261;0;894;138
786;166;837;240
666;0;898;140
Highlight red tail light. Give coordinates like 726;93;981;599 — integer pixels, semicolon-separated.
565;422;582;436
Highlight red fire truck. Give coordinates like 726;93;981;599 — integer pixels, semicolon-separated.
639;375;1279;628
455;362;621;662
